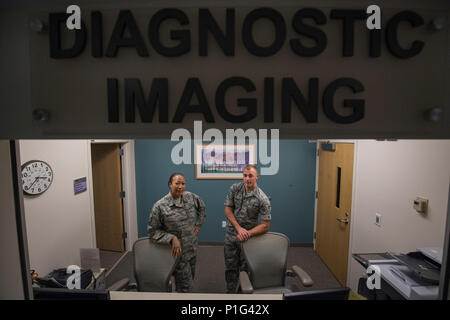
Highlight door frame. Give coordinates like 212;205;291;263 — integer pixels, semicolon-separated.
87;140;138;251
313;139;359;287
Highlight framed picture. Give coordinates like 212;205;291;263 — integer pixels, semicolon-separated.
195;144;256;179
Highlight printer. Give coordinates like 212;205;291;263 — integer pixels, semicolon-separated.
353;247;442;300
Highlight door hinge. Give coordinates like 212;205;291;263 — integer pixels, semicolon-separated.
120;191;125;198
317;149;320;156
122;232;128;239
314;232;316;240
315;191;318;199
118;148;124;156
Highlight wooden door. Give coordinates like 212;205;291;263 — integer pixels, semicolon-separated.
91;143;125;252
316;143;354;285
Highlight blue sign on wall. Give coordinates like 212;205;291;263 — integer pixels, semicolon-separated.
74;177;87;195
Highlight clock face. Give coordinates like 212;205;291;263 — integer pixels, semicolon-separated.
21;160;53;195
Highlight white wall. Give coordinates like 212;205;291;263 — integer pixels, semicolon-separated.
348;140;450;291
19;140;95;276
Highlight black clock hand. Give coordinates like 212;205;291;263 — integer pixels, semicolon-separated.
29;177;39;189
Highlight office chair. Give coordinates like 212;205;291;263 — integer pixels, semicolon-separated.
133;237;180;292
239;232;314;294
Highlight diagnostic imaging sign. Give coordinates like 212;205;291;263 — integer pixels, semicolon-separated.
1;0;449;139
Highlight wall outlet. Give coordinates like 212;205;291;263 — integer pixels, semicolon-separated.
375;213;381;227
222;221;227;228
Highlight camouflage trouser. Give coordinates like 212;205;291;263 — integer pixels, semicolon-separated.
173;255;196;293
224;234;248;293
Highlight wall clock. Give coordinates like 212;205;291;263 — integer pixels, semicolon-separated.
21;160;54;195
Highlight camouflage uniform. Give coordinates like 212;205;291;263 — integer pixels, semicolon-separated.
148;191;206;292
223;182;271;293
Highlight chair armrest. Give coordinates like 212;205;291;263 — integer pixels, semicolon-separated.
292;265;314;287
107;278;130;291
239;271;254;294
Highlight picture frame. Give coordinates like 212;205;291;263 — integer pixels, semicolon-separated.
195;144;256;179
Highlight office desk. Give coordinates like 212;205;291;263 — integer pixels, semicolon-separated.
110;291;282;300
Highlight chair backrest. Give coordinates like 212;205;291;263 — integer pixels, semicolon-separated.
133;237;178;292
242;232;289;289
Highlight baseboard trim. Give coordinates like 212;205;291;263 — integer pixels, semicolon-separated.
199;242;313;247
199;242;223;246
290;243;313;247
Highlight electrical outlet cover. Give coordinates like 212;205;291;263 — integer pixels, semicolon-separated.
375;213;381;226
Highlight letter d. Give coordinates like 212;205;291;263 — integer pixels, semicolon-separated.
49;12;86;58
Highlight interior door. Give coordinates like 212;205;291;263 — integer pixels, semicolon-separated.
91;143;125;252
315;142;354;285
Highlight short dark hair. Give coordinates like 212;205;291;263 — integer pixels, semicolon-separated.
243;164;258;174
168;173;185;186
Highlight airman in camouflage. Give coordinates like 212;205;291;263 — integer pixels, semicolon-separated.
223;165;271;293
148;173;206;293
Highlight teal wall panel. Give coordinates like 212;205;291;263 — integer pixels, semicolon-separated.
135;140;316;243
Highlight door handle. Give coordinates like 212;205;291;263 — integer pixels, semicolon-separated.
336;217;349;224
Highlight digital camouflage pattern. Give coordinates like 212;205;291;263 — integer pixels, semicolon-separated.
223;182;271;293
173;257;196;292
148;191;206;292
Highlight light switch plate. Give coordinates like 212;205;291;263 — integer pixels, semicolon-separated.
375;213;381;227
